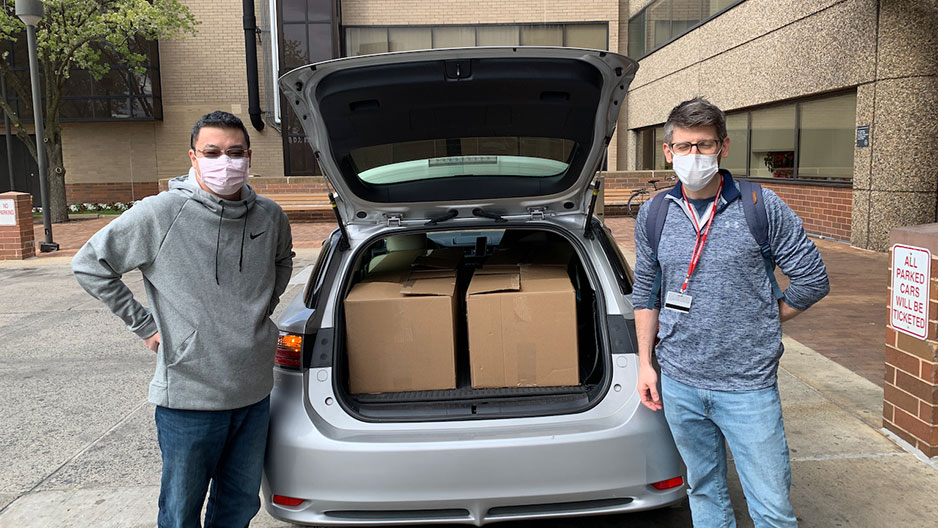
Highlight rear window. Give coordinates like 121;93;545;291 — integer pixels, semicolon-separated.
350;136;576;185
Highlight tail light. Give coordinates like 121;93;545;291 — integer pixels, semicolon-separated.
651;476;684;490
276;332;303;369
272;494;305;506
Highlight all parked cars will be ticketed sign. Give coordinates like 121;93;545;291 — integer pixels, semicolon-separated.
891;244;931;340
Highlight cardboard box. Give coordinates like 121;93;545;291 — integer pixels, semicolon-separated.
467;264;578;388
344;271;457;394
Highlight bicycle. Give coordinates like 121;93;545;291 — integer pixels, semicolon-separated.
626;177;676;218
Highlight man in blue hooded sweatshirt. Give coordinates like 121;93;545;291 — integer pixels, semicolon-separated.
73;111;294;527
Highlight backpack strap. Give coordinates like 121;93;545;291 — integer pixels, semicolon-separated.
644;191;671;310
739;180;784;300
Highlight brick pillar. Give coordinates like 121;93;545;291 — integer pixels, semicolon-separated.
0;192;36;260
885;225;938;458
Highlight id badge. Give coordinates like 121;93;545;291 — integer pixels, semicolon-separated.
664;291;693;313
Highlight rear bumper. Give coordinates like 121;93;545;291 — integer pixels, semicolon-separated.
262;368;684;526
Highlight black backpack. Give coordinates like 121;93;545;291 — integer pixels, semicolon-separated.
643;179;784;310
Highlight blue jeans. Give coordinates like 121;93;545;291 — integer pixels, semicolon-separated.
154;396;270;528
660;374;796;528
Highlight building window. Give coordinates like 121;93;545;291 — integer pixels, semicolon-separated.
3;37;162;121
648;0;673;50
343;23;609;56
798;92;857;180
627;13;646;59
635;125;671;171
634;91;857;183
627;0;742;59
749;104;796;179
722;112;747;175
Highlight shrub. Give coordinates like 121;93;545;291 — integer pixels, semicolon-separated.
65;201;135;214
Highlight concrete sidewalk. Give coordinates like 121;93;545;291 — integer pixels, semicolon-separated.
0;218;935;527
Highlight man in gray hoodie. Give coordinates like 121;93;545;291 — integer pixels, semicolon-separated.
632;98;829;527
72;111;294;528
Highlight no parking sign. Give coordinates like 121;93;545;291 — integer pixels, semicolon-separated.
891;244;931;339
0;199;15;226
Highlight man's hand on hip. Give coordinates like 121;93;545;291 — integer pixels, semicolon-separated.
143;332;161;353
638;361;662;411
778;299;803;322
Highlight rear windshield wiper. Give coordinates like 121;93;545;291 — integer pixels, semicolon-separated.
472;207;507;223
425;209;459;226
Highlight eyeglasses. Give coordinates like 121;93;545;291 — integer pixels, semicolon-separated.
195;147;248;159
669;139;723;155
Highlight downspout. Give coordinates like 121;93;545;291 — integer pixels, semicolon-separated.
243;0;265;131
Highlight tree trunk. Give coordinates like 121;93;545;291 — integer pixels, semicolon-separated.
45;122;68;224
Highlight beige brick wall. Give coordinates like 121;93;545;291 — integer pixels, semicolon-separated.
62;0;285;190
154;0;284;181
62;121;159;184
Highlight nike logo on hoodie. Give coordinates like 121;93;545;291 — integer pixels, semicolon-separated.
250;231;265;240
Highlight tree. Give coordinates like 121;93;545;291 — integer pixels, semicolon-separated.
0;0;197;222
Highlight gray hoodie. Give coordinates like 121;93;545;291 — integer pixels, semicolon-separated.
72;174;294;410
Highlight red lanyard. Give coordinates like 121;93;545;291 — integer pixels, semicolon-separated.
680;178;723;293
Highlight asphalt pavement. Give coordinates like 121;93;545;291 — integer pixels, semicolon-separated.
0;218;936;527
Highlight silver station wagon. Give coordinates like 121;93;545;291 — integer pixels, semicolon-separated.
263;46;685;526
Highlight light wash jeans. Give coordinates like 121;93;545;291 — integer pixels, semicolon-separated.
660;374;797;528
155;396;270;528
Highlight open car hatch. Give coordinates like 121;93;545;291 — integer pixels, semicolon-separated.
280;47;638;225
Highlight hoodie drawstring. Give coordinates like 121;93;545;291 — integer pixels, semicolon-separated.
239;203;247;273
215;202;225;285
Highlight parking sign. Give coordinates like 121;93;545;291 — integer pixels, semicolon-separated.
891;244;931;340
0;199;16;227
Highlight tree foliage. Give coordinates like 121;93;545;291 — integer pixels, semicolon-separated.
0;0;198;222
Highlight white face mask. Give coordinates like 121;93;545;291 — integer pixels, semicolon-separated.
672;153;720;192
196;155;249;196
